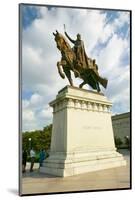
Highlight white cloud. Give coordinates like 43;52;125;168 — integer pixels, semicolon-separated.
38;105;52;119
22;6;130;131
97;34;129;76
22;93;53;131
113;12;130;28
23;109;35;121
30;93;43;105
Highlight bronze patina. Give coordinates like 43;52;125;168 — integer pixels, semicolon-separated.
53;30;108;92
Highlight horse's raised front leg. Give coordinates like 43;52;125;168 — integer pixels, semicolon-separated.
57;60;74;86
57;61;65;79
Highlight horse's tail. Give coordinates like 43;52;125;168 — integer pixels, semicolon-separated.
98;76;108;88
89;69;108;89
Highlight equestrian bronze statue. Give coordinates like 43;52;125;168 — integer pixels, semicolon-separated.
53;30;108;92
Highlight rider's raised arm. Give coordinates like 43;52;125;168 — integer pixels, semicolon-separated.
65;32;75;44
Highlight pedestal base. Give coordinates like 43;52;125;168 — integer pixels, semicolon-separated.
40;149;126;177
40;86;126;177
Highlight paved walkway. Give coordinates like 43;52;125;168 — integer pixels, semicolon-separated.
21;149;130;195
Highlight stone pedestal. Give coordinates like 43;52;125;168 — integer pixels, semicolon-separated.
40;86;126;177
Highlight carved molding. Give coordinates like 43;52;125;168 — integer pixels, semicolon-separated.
53;97;112;113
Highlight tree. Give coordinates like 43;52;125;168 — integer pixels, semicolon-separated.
124;136;130;149
114;136;123;147
22;124;52;153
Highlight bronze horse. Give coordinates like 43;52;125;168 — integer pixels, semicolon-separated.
53;30;108;92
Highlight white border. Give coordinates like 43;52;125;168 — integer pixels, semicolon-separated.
0;0;134;199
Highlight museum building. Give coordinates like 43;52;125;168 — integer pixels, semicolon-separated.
111;112;130;144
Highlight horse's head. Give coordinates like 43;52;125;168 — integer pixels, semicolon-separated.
53;30;71;52
53;30;62;50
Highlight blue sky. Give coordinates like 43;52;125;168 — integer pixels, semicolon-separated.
22;6;39;29
21;5;130;131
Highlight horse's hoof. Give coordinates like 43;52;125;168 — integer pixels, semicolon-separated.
61;75;65;79
79;84;83;88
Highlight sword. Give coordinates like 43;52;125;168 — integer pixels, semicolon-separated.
63;24;66;32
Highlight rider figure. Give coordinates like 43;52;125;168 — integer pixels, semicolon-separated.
64;31;89;76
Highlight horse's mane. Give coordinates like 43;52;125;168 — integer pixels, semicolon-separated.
59;33;72;50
